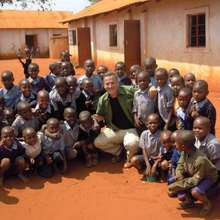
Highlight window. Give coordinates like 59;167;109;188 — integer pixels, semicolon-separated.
109;24;117;47
188;14;206;47
68;29;77;46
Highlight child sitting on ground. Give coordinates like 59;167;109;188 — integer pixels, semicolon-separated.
190;80;216;134
0;126;26;186
155;68;175;130
27;63;49;94
0;71;20;109
133;71;155;135
74;111;100;168
61;107;78;161
22;127;44;173
45;62;61;91
176;87;193;130
184;72;196;90
38;118;67;176
130;113;161;179
19;79;37;108
168;130;218;217
50;77;76;120
76;78;97;115
193;116;220;176
115;61;132;86
12;101;40;138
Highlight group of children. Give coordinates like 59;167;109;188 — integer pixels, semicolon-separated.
0;49;219;216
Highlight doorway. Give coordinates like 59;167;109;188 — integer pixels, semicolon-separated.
124;20;141;71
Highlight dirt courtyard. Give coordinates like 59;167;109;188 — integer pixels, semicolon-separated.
0;58;220;220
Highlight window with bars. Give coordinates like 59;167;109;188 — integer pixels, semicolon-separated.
68;29;77;46
109;24;118;47
188;14;206;47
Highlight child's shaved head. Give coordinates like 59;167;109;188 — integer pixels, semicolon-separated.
194;116;210;128
193;80;208;92
177;130;195;148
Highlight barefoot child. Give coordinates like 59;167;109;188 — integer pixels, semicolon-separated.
0;126;26;185
133;71;155;134
168;130;218;216
130;113;161;178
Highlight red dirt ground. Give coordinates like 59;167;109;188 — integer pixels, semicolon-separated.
0;59;220;220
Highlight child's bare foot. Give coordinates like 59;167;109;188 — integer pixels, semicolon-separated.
200;200;212;217
123;161;133;169
18;174;29;183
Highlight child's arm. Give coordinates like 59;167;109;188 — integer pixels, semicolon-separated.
143;148;151;176
164;107;173;130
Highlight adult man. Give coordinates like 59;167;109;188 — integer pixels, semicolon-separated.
94;72;139;167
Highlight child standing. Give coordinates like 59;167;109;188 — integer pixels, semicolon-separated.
0;126;26;185
50;77;76;120
193;116;220;176
3;108;15;126
184;72;196;90
155;68;175;130
168;130;218;217
144;57;157;86
19;79;37;108
115;61;132;86
129;64;141;88
176;87;193;130
45;62;61;91
190;80;216;134
12;101;40;138
133;72;155;134
27;63;49;94
76;78;97;115
78;59;103;94
96;65;108;81
0;71;20;109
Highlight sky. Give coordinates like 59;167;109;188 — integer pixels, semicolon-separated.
1;0;91;12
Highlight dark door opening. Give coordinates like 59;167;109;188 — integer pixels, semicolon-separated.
77;27;92;66
124;20;141;71
25;35;38;51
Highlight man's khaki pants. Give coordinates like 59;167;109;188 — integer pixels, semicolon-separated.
94;127;139;159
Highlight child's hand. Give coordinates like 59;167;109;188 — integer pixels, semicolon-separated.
145;165;151;177
46;156;53;164
73;142;81;149
134;115;144;128
191;110;199;119
148;86;158;98
85;100;93;108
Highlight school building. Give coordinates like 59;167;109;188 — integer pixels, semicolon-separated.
63;0;220;91
0;10;72;59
